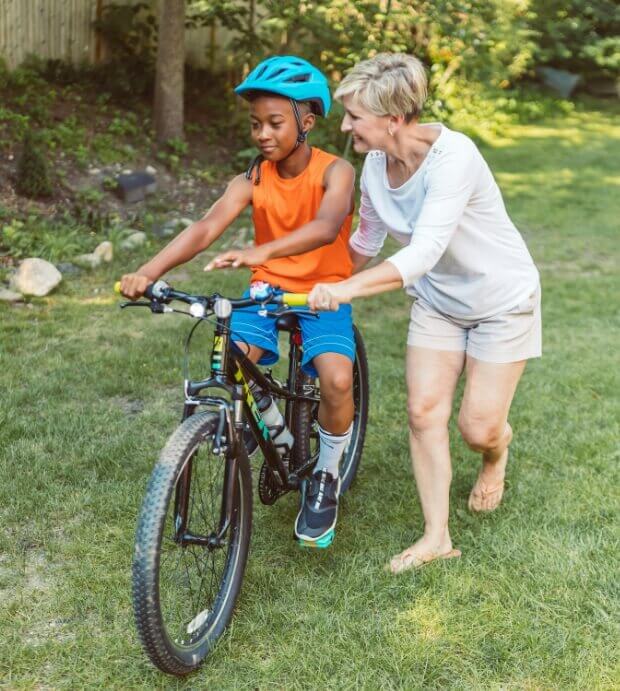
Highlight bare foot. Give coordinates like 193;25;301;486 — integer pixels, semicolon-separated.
468;446;509;512
388;532;461;575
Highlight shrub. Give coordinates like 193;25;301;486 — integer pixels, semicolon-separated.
15;130;53;198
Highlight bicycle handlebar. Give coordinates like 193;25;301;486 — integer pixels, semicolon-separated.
113;280;309;311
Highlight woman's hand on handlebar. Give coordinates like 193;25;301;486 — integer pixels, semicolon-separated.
308;282;352;311
119;272;154;300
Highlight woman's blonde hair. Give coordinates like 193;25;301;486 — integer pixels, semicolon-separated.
334;53;428;122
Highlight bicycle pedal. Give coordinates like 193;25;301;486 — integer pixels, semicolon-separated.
297;529;335;550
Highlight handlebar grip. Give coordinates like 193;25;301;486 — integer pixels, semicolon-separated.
114;281;121;294
282;293;308;307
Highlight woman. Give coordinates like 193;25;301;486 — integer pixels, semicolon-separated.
308;53;541;574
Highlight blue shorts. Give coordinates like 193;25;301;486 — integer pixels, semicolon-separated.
229;288;355;378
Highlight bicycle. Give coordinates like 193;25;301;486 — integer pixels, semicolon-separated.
116;279;369;676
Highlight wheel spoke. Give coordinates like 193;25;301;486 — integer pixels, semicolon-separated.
156;426;236;649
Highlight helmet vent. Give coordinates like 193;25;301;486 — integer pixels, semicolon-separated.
287;74;310;83
268;68;287;79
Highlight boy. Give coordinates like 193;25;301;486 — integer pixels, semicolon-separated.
121;56;356;547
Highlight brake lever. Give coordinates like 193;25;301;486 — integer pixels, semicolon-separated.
263;307;319;319
120;300;172;314
120;301;151;309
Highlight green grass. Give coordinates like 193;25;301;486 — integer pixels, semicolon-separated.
1;100;619;689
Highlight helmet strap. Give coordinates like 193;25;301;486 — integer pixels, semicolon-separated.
274;99;309;165
245;154;265;185
290;99;308;145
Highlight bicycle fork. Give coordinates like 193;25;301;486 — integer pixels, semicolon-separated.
172;394;244;551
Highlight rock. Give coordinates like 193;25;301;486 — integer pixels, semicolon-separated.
10;258;62;297
88;167;101;175
152;223;176;239
230;226;250;248
74;253;102;270
120;231;147;251
115;172;157;203
0;287;23;303
56;262;81;276
94;241;113;262
179;217;194;227
145;165;157;176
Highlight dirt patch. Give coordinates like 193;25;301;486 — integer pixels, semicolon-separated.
108;396;144;416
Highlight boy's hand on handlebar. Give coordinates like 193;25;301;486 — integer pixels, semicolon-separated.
119;273;152;300
308;282;351;311
204;246;268;272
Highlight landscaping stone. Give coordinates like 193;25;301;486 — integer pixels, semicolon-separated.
179;217;194;227
120;231;147;251
93;241;113;262
0;287;23;303
145;165;157;176
74;253;102;270
10;258;62;297
152;223;176;239
56;262;81;276
114;171;157;203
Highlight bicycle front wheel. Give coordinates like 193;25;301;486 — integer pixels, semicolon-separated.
132;412;252;676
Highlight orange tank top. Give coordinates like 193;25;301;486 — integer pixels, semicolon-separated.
250;147;353;292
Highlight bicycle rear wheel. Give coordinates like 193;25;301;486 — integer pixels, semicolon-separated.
292;325;369;493
132;412;252;675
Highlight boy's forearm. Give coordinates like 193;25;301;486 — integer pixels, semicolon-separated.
138;220;217;279
260;219;338;262
350;248;373;273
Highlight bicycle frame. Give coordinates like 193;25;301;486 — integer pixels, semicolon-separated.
174;301;320;548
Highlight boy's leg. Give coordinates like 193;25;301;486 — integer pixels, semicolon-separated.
234;343;265;364
314;353;354;433
294;354;354;546
313;353;354;476
294;305;356;546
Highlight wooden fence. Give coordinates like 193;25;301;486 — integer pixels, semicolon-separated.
0;0;228;70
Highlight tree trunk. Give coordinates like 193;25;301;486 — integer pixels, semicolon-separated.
154;0;185;144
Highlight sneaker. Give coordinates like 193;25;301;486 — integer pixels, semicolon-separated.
295;469;341;548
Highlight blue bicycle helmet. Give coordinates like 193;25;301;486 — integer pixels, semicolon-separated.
235;55;331;117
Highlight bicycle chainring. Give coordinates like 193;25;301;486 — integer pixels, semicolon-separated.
258;461;288;505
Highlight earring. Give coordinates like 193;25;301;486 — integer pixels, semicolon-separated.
387;126;394;136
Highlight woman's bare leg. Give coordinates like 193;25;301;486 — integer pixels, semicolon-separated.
389;346;464;574
458;357;527;512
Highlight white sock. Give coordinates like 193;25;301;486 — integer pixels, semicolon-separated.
314;424;353;478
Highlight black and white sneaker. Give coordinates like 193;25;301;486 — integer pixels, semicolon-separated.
295;469;341;549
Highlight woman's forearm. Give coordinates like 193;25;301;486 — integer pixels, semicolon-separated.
345;260;403;298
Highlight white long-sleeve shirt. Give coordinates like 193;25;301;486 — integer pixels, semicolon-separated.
350;124;540;320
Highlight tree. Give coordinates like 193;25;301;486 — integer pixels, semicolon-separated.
154;0;186;143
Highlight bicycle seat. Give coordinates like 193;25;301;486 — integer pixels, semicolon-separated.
275;312;300;332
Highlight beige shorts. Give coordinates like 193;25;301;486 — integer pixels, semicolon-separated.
407;285;542;363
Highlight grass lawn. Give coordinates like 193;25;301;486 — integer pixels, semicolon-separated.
1;99;618;689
